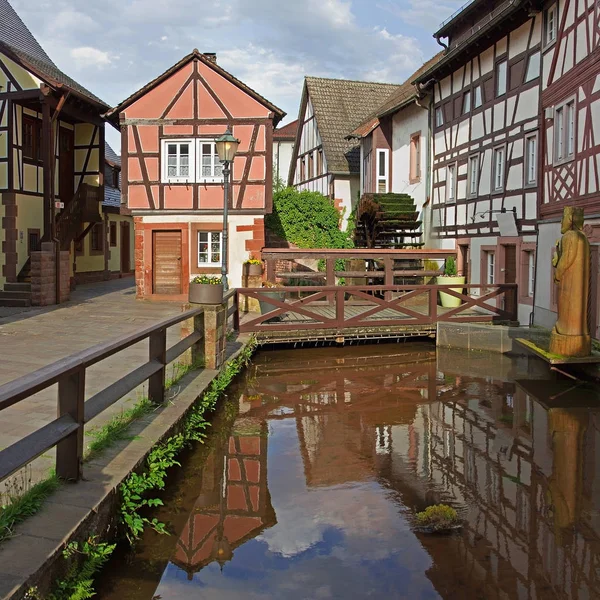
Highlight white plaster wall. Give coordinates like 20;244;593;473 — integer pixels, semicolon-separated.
334;176;359;229
273;140;294;185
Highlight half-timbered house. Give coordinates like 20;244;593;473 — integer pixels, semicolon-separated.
273;119;298;187
534;0;600;337
107;50;285;299
414;0;545;324
288;77;401;228
0;0;110;306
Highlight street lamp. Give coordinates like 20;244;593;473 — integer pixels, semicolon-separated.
215;129;240;291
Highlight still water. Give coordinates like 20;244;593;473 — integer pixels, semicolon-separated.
97;342;600;599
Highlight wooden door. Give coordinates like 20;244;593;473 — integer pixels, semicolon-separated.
503;244;517;315
153;230;182;294
59;128;74;203
120;222;130;273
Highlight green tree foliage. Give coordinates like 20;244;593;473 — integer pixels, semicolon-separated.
266;187;354;250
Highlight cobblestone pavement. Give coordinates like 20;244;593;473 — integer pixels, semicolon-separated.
0;278;195;485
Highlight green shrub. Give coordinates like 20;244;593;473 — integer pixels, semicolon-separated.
416;504;460;531
443;257;457;277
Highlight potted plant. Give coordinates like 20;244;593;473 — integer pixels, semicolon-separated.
189;275;223;304
437;256;465;308
244;259;263;277
259;281;286;316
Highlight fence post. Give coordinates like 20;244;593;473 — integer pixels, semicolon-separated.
148;328;167;404
335;287;344;327
56;366;85;481
266;259;276;283
233;291;240;331
384;257;393;301
429;287;437;322
192;310;205;367
326;258;335;305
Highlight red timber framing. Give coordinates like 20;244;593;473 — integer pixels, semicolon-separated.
423;8;542;240
540;0;600;218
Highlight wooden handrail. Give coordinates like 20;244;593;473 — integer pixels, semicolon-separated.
261;248;457;258
0;307;205;482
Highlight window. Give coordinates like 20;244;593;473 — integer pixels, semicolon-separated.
496;60;507;97
527;251;535;296
198;231;222;266
163;140;193;182
109;221;117;247
554;98;576;164
410;133;421;183
468;155;479;197
524;133;537;186
447;163;457;203
376;149;389;193
525;51;541;82
486;251;495;285
317;149;323;176
308;152;314;180
300;156;306;182
545;4;557;46
435;106;444;127
462;91;471;114
492;145;505;192
199;141;223;181
22;115;41;161
473;85;483;108
91;223;104;252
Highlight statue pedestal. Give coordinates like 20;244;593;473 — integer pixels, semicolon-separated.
549;329;591;358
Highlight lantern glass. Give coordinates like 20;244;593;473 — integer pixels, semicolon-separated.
215;129;240;163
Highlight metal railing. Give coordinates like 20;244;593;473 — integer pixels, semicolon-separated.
0;307;205;483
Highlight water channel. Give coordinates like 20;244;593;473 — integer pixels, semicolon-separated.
97;342;600;599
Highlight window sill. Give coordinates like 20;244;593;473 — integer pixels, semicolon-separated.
523;181;537;190
542;38;557;52
552;155;575;168
409;176;421;185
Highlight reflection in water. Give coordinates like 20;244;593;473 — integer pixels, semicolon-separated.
98;343;600;600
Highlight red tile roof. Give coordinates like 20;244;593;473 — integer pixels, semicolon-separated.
273;119;298;140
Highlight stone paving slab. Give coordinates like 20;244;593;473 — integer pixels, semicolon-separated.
0;279;195;486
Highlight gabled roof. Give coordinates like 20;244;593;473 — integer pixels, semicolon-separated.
0;0;108;108
107;49;286;126
347;53;444;140
301;77;401;175
104;141;121;167
273;119;298;141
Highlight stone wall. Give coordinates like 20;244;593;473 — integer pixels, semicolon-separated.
30;242;70;306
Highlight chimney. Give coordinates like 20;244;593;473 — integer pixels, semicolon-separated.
204;52;217;64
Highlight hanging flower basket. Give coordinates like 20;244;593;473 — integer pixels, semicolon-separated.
189;275;223;304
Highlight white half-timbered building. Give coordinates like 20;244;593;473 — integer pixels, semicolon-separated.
534;0;600;337
415;0;545;324
288;77;401;228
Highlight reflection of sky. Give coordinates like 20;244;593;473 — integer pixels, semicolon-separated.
153;418;440;599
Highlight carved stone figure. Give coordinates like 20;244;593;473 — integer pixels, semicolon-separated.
549;207;591;357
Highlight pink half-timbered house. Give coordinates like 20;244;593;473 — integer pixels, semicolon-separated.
107;50;284;299
535;0;600;336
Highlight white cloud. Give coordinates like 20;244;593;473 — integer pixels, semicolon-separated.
69;47;113;69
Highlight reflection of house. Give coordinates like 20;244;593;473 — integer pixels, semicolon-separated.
272;120;297;187
107;50;285;298
0;0;110;306
172;419;276;576
73;142;134;284
288;77;401;228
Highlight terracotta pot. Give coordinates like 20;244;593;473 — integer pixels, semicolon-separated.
246;263;263;276
189;283;223;305
437;276;466;308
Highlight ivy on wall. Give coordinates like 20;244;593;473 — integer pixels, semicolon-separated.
266;187;354;250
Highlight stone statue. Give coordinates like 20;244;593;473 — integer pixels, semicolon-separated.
549;207;591;357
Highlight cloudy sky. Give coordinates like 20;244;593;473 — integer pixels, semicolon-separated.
10;0;464;149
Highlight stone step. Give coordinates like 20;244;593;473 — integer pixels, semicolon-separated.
0;296;31;307
4;282;31;292
0;289;32;300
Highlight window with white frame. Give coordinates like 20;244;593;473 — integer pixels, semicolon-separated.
545;4;557;46
473;85;483;108
468;155;479;197
524;132;537;186
198;231;222;266
525;51;541;82
486;251;495;285
447;163;457;203
435;106;444;127
376;148;389;193
527;251;535;296
496;60;507;97
161;139;225;183
492;145;505;192
554;97;576;164
462;91;471;114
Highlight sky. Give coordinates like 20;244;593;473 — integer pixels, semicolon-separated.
10;0;465;150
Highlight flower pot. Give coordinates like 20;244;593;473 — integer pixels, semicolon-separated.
189;283;224;305
246;263;262;277
259;290;285;315
437;276;466;308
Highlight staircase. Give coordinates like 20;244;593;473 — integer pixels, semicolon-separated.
0;282;32;307
57;183;102;250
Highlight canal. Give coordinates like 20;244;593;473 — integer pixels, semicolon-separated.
97;342;600;599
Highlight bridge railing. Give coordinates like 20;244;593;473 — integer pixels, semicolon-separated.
261;248;458;286
0;307;206;484
236;284;518;333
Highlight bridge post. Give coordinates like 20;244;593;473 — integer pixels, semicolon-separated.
384;257;393;301
326;258;335;305
148;328;167;404
429;287;437;322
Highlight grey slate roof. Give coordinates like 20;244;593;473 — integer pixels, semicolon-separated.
304;77;401;174
104;141;121;166
0;0;108;108
103;142;121;208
